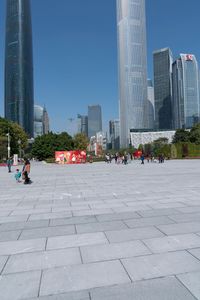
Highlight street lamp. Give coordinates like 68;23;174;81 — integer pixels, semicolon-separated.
18;139;21;159
6;131;10;158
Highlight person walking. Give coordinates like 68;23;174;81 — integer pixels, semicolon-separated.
7;157;12;173
141;154;145;165
22;158;31;184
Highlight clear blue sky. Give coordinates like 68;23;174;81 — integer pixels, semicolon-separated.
0;0;200;134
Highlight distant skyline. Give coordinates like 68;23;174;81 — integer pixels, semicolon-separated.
0;0;200;134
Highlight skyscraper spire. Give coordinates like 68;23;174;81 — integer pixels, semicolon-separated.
5;0;34;137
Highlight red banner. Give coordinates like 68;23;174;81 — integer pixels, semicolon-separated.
55;150;86;164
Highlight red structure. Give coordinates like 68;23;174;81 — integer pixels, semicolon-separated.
55;150;87;164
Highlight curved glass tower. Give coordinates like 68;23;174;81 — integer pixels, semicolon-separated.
5;0;34;137
172;54;200;129
117;0;148;147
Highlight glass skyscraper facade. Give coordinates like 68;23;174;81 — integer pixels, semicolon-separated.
5;0;34;137
153;48;173;130
77;114;88;137
172;54;200;129
88;105;102;138
117;0;148;147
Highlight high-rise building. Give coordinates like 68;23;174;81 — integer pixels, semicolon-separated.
145;79;155;129
34;105;44;138
88;105;102;138
43;106;49;134
77;114;88;137
117;0;148;147
109;119;120;150
34;105;49;138
153;48;173;130
172;54;200;129
5;0;34;137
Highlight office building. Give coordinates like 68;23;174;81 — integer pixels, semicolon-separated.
34;105;49;138
77;114;88;136
109;119;120;150
144;79;155;129
172;54;200;129
117;0;148;147
5;0;34;137
43;106;50;134
88;105;102;138
34;105;44;138
153;48;173;130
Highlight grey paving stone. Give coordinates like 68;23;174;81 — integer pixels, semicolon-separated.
90;276;196;300
0;270;41;300
76;220;127;234
47;232;108;250
125;216;174;228
137;208;180;218
3;248;81;274
40;260;130;296
0;255;8;273
29;212;72;221
157;222;200;235
96;212;141;222
149;202;186;209
143;233;200;253
121;251;200;281
10;208;51;216
19;225;75;240
0;230;21;242
73;209;113;217
0;215;29;224
177;271;200;300
50;216;97;227
0;238;46;255
189;248;200;260
105;226;164;243
168;213;200;223
80;240;151;263
27;290;90;300
177;206;200;213
0;220;49;232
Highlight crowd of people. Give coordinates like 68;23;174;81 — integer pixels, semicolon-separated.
6;157;32;184
105;152;166;165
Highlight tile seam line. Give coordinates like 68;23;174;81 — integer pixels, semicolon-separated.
175;275;199;300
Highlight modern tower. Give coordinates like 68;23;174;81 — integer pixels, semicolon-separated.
146;79;155;129
109;119;120;150
5;0;34;137
77;114;88;137
117;0;148;147
88;105;102;138
153;48;173;130
172;54;200;129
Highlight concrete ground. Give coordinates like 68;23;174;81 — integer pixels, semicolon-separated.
0;159;200;299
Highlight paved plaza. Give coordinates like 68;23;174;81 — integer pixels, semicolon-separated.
1;159;200;299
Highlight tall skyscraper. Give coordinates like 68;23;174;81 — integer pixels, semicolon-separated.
34;105;44;138
145;79;155;129
117;0;148;147
172;54;200;129
109;119;120;150
153;48;173;130
5;0;34;137
88;105;102;138
43;106;49;134
77;114;88;137
34;105;49;138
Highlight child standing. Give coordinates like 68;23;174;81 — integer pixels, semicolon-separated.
15;169;21;182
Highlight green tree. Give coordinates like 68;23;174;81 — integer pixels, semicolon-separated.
73;133;89;150
31;132;74;160
0;117;28;157
172;129;190;143
190;123;200;144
